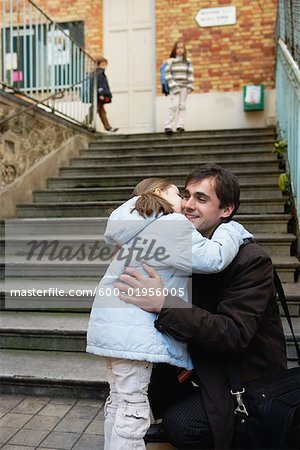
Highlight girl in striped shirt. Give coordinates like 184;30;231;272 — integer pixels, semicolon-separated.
164;40;194;133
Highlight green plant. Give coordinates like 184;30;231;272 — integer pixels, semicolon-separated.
278;172;290;193
273;139;288;156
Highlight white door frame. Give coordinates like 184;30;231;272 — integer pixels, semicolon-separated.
103;0;156;133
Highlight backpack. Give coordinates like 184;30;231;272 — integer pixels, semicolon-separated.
160;59;191;96
228;265;300;449
160;62;170;96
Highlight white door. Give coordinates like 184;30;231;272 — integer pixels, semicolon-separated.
103;0;156;133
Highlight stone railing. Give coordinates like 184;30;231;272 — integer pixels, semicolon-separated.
0;91;93;217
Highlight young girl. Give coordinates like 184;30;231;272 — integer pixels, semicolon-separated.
86;178;252;450
164;40;194;133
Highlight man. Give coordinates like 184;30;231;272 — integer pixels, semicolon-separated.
115;163;287;449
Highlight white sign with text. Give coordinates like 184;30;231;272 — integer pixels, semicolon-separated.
195;6;237;28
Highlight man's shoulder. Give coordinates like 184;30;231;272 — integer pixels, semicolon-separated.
234;240;272;268
239;240;270;257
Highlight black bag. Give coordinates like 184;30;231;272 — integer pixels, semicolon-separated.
228;269;300;449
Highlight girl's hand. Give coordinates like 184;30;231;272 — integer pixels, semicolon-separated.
114;264;165;313
187;88;193;94
110;245;121;261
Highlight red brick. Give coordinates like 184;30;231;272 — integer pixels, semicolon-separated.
33;0;277;94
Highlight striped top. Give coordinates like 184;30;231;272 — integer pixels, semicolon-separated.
165;56;194;94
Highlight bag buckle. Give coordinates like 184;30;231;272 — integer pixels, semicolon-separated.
230;388;249;417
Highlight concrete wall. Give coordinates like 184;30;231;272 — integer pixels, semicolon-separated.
156;89;276;131
0;93;93;218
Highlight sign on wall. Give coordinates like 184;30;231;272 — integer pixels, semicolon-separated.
195;6;236;28
47;29;70;66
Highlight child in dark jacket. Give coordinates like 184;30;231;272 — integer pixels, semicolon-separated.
96;57;118;132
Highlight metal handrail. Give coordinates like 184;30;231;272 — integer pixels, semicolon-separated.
0;81;63;129
25;0;95;62
1;0;98;128
276;38;300;221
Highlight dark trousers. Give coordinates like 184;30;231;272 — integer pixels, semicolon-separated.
149;364;214;449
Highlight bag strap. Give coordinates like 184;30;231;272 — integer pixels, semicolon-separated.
273;268;300;362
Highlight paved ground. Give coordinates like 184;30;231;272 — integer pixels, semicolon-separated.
0;394;175;449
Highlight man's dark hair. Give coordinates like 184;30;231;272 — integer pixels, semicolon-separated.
185;163;240;219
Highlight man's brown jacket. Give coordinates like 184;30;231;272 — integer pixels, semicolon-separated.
155;242;287;448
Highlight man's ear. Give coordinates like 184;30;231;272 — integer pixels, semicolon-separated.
220;204;234;219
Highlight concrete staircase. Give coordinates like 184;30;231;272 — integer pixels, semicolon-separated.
1;127;299;398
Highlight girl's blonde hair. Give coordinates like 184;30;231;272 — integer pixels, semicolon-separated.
132;178;175;218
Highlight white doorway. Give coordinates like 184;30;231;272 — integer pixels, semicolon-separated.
103;0;156;133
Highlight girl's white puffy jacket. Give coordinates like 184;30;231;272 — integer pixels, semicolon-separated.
86;197;253;370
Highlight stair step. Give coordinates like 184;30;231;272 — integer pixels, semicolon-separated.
283;317;300;360
2;215;292;236
1;233;296;260
92;128;276;143
1;277;98;310
47;170;283;188
0;349;107;398
1;217;108;236
237;214;291;233
3;256;108;278
16;198;287;218
282;281;300;300
2;306;300;353
279;281;300;317
253;233;297;257
94;135;277;147
1;259;298;311
0;313;297;398
80;143;276;157
6;254;296;275
2;235;112;257
271;257;300;283
33;185;284;203
1;311;299;358
59;159;280;177
0;312;88;352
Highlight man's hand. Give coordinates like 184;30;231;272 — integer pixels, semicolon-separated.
114;264;165;313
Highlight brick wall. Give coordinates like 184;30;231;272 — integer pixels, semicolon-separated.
35;0;277;95
35;0;103;59
156;0;278;94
